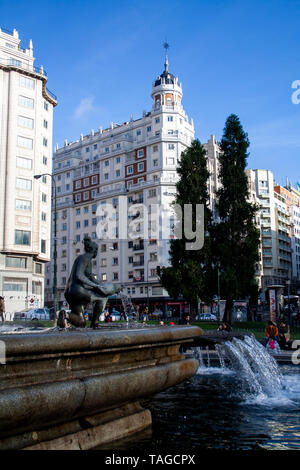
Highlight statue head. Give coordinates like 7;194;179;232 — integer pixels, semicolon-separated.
83;236;98;258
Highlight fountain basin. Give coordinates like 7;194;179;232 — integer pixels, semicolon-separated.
0;325;202;450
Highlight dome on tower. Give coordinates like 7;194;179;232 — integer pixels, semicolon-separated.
154;55;175;87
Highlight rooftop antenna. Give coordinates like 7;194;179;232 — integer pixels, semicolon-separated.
163;40;170;72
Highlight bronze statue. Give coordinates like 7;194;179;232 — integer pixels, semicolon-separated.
64;236;122;328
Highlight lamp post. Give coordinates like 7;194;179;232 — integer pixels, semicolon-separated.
34;173;58;319
146;258;151;313
286;279;291;325
217;263;221;321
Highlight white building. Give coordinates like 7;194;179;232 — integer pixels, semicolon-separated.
0;27;57;315
246;170;292;297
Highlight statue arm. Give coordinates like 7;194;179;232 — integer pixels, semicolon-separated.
75;258;100;289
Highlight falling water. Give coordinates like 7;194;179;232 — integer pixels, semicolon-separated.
215;344;226;369
206;346;211;368
221;335;283;399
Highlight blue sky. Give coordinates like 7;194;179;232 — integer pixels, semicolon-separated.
1;0;300;185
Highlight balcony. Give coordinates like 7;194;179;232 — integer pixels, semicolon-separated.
133;243;144;251
133;260;144;267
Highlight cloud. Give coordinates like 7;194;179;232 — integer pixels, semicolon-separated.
73;96;95;119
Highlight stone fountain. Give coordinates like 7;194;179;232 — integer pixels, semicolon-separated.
0;237;202;450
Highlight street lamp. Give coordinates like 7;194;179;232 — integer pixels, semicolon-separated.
34;173;58;319
286;279;291;325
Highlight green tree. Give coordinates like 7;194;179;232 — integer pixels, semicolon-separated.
215;114;260;323
160;139;215;315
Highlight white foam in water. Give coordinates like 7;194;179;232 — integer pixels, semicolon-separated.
222;335;297;407
194;335;299;406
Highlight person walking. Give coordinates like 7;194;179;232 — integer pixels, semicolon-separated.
0;297;5;322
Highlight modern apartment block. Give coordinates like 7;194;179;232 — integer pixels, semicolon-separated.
0;27;57;314
246;170;296;298
45;57;220;314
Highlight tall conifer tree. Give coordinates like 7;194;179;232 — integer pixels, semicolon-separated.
215;114;260;323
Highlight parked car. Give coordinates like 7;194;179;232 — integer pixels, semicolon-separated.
197;313;217;322
14;308;50;321
99;309;121;322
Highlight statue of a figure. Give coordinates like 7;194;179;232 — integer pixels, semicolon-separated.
64;236;122;328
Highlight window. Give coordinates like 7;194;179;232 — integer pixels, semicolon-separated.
3;278;26;292
101;273;107;281
84;178;89;187
116;157;121;164
149;189;156;198
128;271;133;279
155;117;160;124
105;147;109;153
138;162;144;172
62;250;67;257
62;236;67;244
16;178;32;190
94;144;97;149
104;173;109;180
16;199;31;211
43;156;48;165
101;244;106;252
42;175;47;183
116;169;120;177
66;184;70;191
75;194;81;202
137;130;141;136
147;126;151;132
91;175;98;184
128;256;133;263
113;242;118;250
19;76;35;89
92;218;97;226
153;159;158;167
19;95;34;109
138;149;144;157
44;102;48;111
86;147;90;153
18;115;34;129
43;119;48;129
128;241;133;248
127;166;133;175
116;143;120;149
75;180;82;189
113;257;118;265
113;272;119;280
168;144;175;150
9;58;21;66
62;223;67;231
105;160;109;167
16;156;32;169
43;137;48;147
84;220;89;227
41;212;46;221
167;116;173;122
15;230;31;246
17;136;33;149
41;239;46;253
42;193;47;203
83;191;89;200
75;234;81;242
35;263;42;274
153;145;158;153
6;257;27;269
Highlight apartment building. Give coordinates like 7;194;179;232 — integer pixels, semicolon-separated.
45;56;199;313
246;170;293;298
0;27;57;314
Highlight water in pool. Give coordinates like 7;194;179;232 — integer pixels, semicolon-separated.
98;336;300;451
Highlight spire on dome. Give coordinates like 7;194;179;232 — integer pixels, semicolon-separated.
163;41;169;72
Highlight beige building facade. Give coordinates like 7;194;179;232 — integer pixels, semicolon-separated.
0;27;57;315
